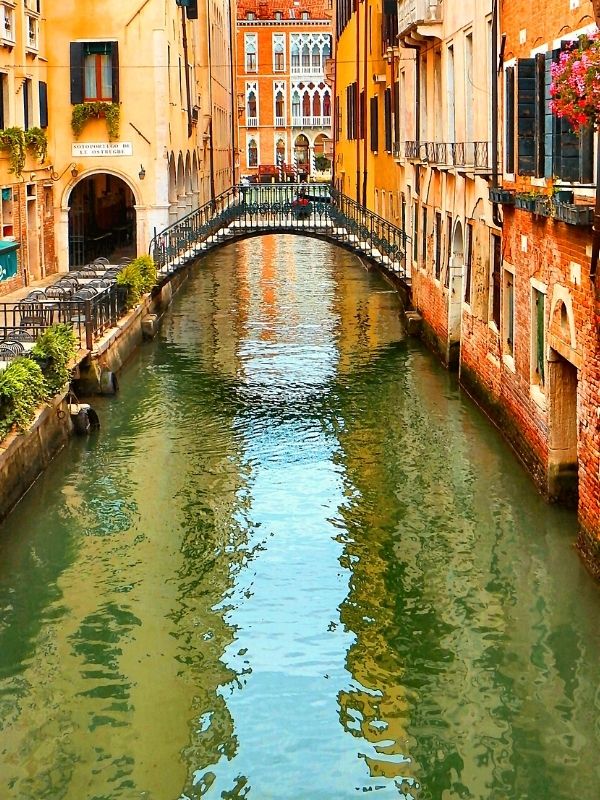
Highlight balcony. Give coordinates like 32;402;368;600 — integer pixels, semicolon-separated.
247;117;258;128
275;116;285;128
401;140;491;171
290;63;326;78
292;116;332;128
397;0;442;42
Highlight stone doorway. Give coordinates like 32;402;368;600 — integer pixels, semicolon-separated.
447;220;464;367
547;349;578;506
68;173;136;268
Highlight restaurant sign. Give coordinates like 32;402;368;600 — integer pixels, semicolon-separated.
71;142;133;157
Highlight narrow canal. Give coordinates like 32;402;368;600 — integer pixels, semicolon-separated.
0;236;599;800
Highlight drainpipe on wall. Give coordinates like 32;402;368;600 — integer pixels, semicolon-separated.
491;0;502;228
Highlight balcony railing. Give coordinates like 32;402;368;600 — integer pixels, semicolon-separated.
292;116;331;128
247;117;258;128
290;63;326;77
398;0;442;38
275;116;285;127
402;140;490;170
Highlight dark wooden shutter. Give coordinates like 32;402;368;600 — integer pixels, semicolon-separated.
534;53;545;177
505;66;515;173
39;81;48;128
70;42;85;104
110;42;120;103
359;89;365;140
187;0;199;19
535;290;545;386
491;233;501;328
544;49;560;178
384;88;392;152
393;81;400;146
370;95;378;152
517;58;536;175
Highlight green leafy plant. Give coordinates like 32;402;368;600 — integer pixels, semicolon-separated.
0;127;26;176
71;102;121;141
314;154;331;172
116;256;157;309
0;358;48;439
31;324;77;395
24;127;48;163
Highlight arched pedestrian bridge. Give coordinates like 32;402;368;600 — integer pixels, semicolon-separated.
149;184;411;286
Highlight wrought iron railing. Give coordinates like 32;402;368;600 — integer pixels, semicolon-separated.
0;283;128;351
149;183;411;277
405;140;420;159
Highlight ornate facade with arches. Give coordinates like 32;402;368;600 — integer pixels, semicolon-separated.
236;0;332;181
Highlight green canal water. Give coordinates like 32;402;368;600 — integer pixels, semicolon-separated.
0;236;599;800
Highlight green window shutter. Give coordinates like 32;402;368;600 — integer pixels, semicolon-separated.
39;81;48;128
505;66;515;173
544;50;560;178
534;53;545;177
110;42;120;103
70;42;85;104
536;290;545;386
517;58;536;175
384;88;392;152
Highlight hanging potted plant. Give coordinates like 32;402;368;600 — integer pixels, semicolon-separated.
549;33;600;130
0;127;26;176
71;102;120;141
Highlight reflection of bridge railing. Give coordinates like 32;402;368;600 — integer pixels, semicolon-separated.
149;184;410;279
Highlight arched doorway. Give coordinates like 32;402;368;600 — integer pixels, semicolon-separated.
448;220;464;367
294;134;310;180
68;173;136;268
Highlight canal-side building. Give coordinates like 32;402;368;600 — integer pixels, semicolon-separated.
470;0;600;570
44;0;237;271
0;0;56;295
236;0;333;182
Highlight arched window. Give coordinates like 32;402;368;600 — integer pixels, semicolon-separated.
301;45;310;68
292;91;301;119
311;44;320;70
247;90;257;118
302;91;311;117
275;91;284;119
291;42;300;68
276;138;285;163
244;34;257;72
312;93;321;118
248;139;258;167
323;92;331;117
273;33;285;71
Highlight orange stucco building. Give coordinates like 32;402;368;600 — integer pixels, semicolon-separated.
236;0;333;181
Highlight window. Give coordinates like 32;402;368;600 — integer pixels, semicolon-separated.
248;138;258;167
23;79;33;131
274;11;282;20
413;202;419;263
26;15;38;50
370;95;378;152
444;214;452;288
421;207;428;268
244;34;257;73
532;287;546;389
384;88;392;152
247;90;257;119
39;81;48;128
273;34;285;72
246;11;256;19
503;268;515;357
346;83;357;140
70;42;119;104
292;91;301;119
509;50;594;181
434;212;442;281
1;5;14;43
490;232;501;327
301;11;310;19
275;90;284;122
463;221;473;301
323;91;331;119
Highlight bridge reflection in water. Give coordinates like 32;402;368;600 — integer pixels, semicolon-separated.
150;183;410;280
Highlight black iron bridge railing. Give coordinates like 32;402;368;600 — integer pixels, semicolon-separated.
149;183;411;279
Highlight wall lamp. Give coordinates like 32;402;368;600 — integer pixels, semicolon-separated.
48;162;80;181
139;164;146;180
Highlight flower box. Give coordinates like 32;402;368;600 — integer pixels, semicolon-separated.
489;187;515;205
534;197;552;217
515;194;537;212
554;202;594;226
